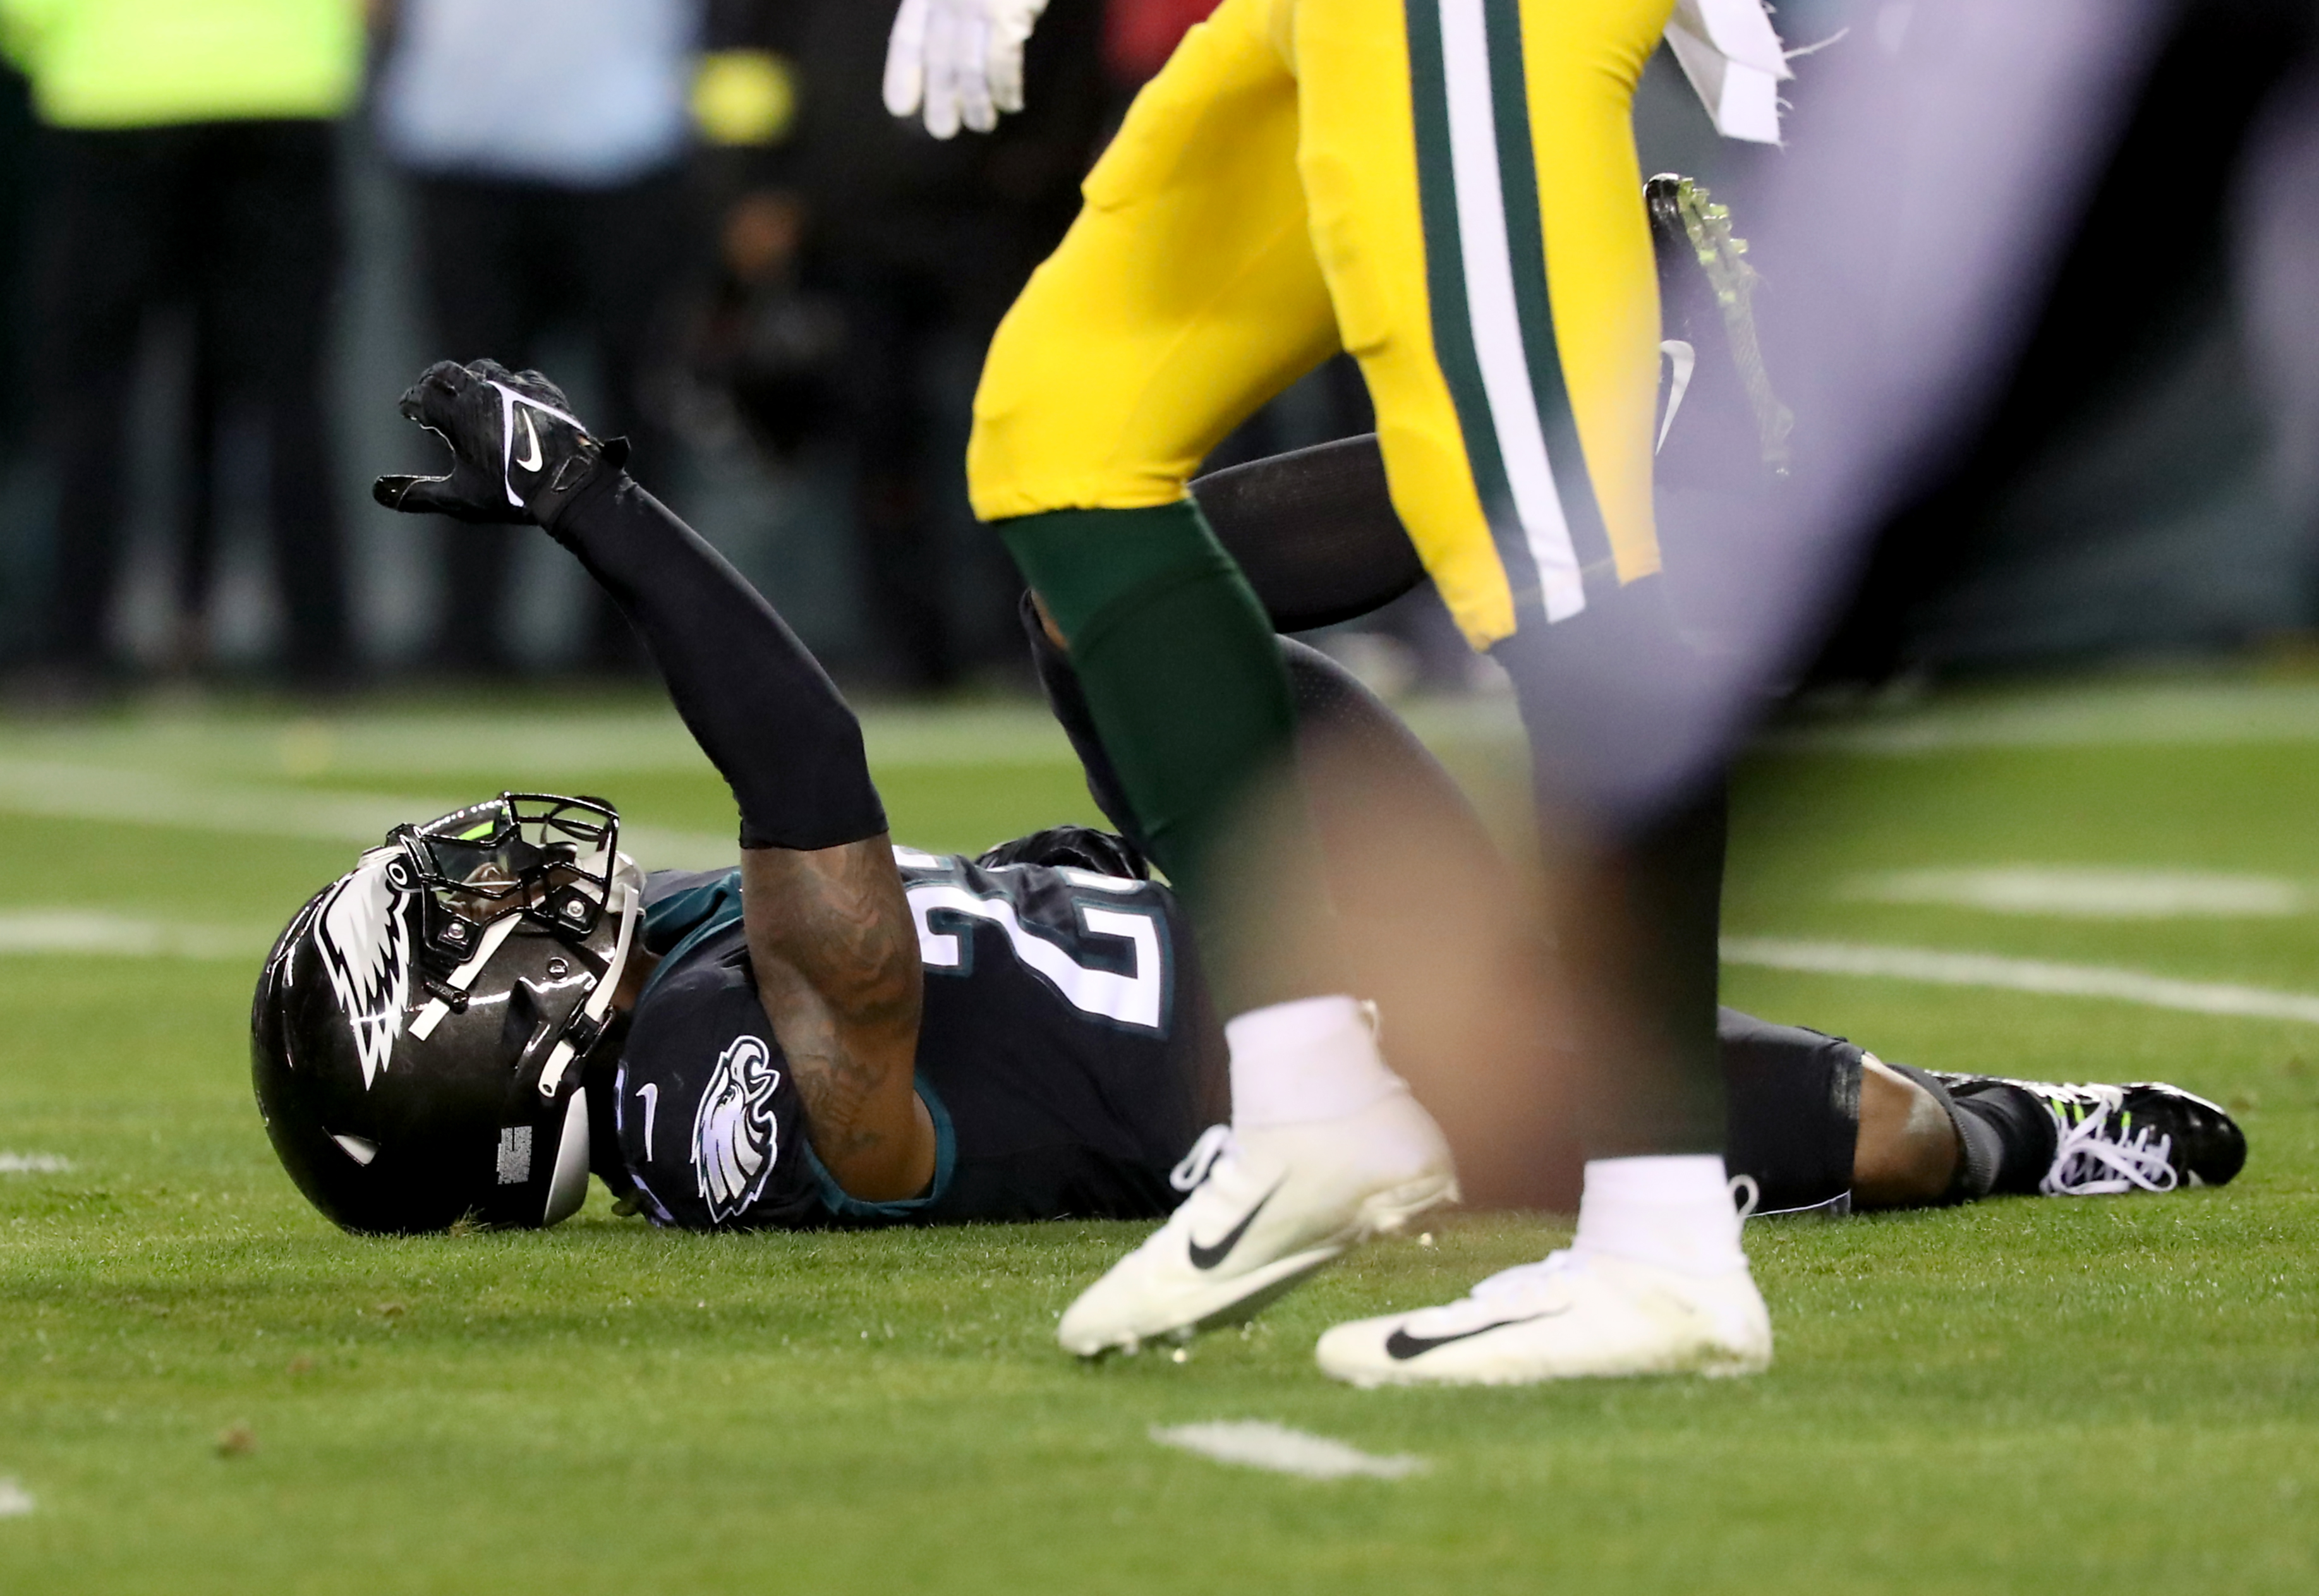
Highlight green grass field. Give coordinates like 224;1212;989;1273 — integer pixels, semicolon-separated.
3;670;2316;1593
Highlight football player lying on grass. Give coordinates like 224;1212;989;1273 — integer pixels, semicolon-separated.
251;361;2246;1312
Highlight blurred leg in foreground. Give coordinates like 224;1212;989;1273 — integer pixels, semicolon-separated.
962;0;1769;1379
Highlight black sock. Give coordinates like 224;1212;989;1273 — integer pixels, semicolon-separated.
1951;1084;2059;1196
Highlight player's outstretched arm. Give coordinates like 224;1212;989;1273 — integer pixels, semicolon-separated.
376;359;935;1201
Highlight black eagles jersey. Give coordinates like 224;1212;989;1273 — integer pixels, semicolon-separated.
605;847;1229;1230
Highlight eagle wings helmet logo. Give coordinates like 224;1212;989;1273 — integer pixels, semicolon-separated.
313;850;416;1090
693;1034;782;1223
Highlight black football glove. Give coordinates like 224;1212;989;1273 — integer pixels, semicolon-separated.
372;358;627;528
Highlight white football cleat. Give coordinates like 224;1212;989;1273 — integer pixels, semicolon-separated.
1314;1248;1772;1387
1057;1090;1458;1357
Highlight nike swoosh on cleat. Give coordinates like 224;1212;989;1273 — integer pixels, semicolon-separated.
514;409;545;473
1384;1307;1568;1361
1187;1182;1283;1271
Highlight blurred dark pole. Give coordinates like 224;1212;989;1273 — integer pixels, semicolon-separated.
2236;63;2319;620
0;64;32;459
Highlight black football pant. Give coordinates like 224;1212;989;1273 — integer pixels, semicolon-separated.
34;119;349;677
1492;579;1729;1163
406;169;691;674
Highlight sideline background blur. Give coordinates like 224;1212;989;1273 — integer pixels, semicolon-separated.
0;0;2306;699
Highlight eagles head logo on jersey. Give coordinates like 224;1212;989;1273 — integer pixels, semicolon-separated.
693;1034;782;1224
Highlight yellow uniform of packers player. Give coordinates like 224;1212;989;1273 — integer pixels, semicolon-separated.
881;0;1795;1384
970;0;1667;647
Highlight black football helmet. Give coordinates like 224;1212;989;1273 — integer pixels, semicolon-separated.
251;794;644;1234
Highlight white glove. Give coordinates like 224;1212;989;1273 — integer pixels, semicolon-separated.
882;0;1051;139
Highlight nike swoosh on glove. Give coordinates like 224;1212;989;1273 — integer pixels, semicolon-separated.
372;358;627;528
882;0;1049;139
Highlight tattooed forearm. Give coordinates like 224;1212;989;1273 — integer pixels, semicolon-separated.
742;836;934;1201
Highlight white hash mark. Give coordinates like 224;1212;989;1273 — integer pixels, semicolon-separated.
1150;1421;1429;1481
0;1153;71;1175
0;1479;33;1518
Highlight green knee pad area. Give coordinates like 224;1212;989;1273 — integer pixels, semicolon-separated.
1000;503;1337;1011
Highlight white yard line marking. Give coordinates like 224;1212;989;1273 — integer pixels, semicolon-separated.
0;1153;72;1175
1723;937;2319;1025
0;1480;33;1518
0;760;732;868
1150;1422;1429;1481
0;910;269;960
1844;866;2308;919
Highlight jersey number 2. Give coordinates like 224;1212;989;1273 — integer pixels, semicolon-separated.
907;881;1165;1031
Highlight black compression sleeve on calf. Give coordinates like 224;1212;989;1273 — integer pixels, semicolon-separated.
1493;574;1729;1157
1190;435;1426;632
543;471;887;850
1947;1079;2059;1196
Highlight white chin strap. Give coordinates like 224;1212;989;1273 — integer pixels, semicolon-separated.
531;858;643;1230
533;865;642;1105
408;914;523;1041
541;1088;593;1227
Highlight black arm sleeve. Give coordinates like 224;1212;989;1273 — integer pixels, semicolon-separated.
545;471;887;851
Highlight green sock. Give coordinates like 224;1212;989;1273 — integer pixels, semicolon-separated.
1000;502;1343;1013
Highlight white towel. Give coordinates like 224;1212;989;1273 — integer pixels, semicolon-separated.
1666;0;1794;145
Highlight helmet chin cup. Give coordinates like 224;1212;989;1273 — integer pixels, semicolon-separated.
542;1087;592;1227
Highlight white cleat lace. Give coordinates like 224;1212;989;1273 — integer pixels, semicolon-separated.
1169;1123;1235;1194
2037;1084;2179;1196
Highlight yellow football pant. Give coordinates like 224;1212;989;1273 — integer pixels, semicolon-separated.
969;0;1673;649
